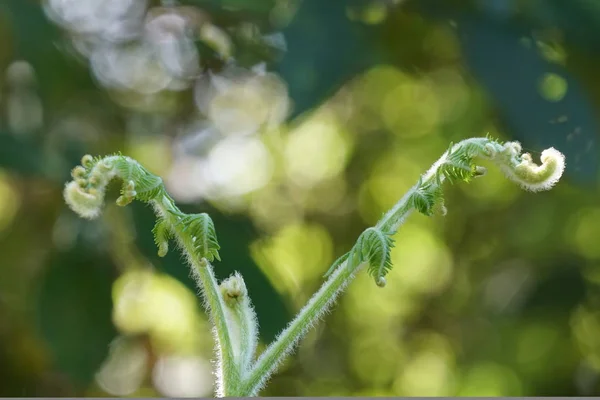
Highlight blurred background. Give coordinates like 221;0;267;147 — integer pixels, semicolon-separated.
1;0;600;396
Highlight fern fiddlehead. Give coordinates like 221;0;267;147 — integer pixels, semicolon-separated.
63;154;245;396
240;137;565;396
324;137;566;288
63;137;565;397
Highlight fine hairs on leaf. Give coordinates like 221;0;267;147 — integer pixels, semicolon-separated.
63;137;565;397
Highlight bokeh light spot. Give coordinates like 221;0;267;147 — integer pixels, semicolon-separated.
568;208;600;259
251;222;333;299
152;355;214;397
458;362;523;396
95;336;148;396
0;172;20;232
394;331;455;396
516;322;560;367
538;73;567;102
391;223;453;296
205;135;274;199
382;78;441;137
284;111;353;188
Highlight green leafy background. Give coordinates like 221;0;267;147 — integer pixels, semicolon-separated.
1;0;600;396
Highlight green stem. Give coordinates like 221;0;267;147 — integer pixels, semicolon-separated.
152;195;241;396
64;155;243;396
377;137;485;233
240;143;454;394
240;136;557;396
63;137;565;398
219;272;259;381
239;142;449;394
240;258;367;395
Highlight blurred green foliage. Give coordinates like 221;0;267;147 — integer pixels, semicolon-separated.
1;0;600;396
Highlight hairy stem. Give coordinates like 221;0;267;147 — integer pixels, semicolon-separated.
219;272;259;380
63;137;565;397
376;137;482;233
241;258;366;395
240;137;565;395
63;156;242;396
152;196;242;395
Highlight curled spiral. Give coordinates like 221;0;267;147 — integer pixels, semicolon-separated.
64;154;164;219
63;156;117;219
496;145;565;192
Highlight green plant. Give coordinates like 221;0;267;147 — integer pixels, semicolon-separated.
63;136;565;397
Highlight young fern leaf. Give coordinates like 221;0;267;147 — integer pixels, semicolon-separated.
176;213;221;262
437;142;484;184
112;157;164;202
152;218;172;257
439;154;476;183
354;227;395;287
408;179;439;216
325;228;394;286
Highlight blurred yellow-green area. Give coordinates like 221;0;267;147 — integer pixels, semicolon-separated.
1;0;600;396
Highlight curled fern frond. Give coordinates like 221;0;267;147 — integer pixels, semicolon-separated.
63;154;221;262
64;153;237;395
64;154;163;217
344;136;566;287
496;146;566;192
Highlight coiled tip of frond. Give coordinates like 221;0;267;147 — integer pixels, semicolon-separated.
63;154;125;219
64;180;105;219
504;146;566;192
